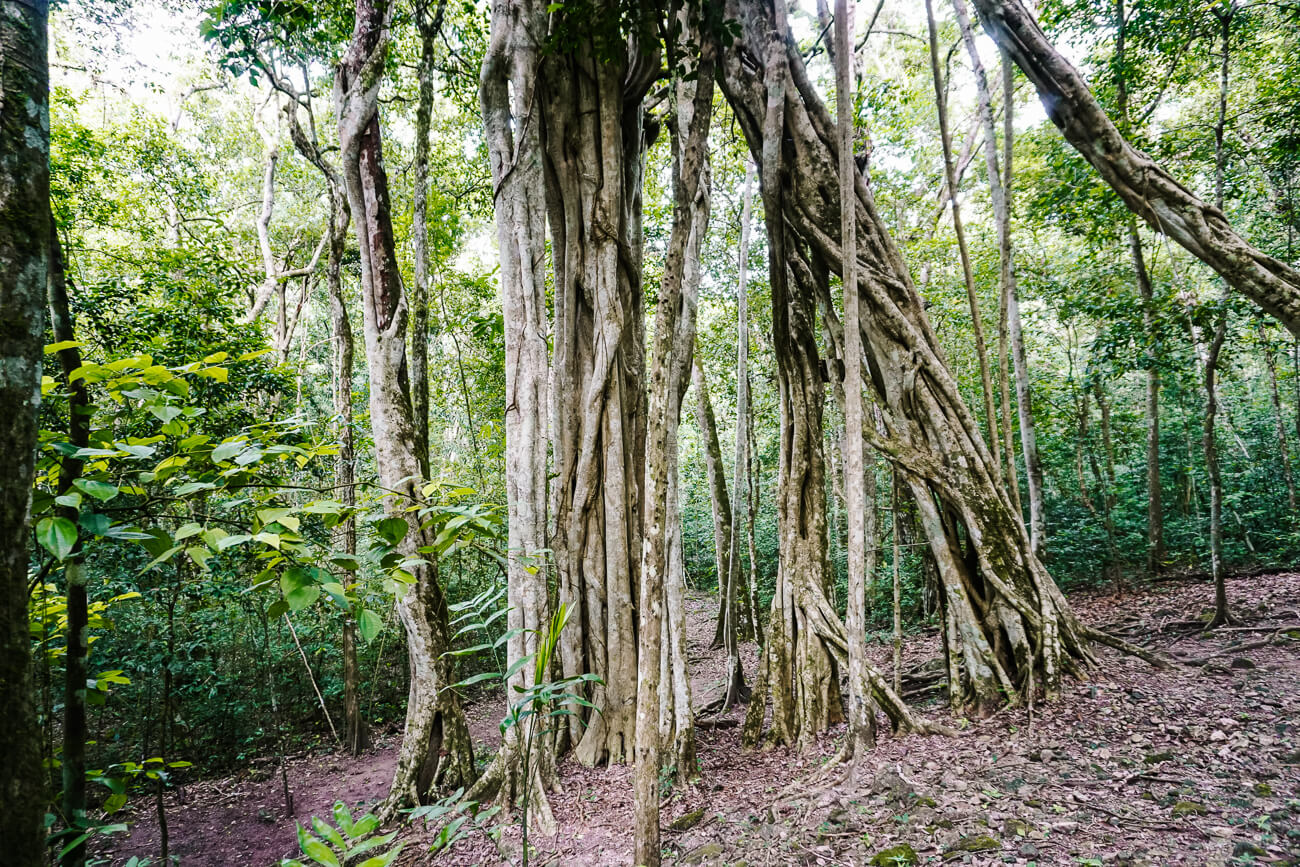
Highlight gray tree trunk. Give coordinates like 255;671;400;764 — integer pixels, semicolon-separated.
0;1;51;860
336;0;473;816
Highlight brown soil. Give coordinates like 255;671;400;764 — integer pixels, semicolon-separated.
104;573;1300;866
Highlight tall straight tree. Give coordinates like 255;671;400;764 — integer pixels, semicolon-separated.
335;0;474;814
0;0;51;861
834;0;877;766
925;0;1001;476
634;11;716;862
281;58;368;758
473;0;557;830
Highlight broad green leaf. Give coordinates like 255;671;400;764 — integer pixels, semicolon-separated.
375;517;408;547
37;517;78;561
357;609;384;642
74;478;119;501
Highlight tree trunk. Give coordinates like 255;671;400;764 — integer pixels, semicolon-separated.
730;163;761;646
694;358;735;650
542;5;659;768
1261;331;1297;511
834;0;878;766
635;18;715;862
925;0;1000;475
953;0;1034;531
48;224;90;867
1202;317;1234;627
410;1;444;477
336;0;474;816
971;0;1300;336
471;0;559;831
0;1;51;860
721;0;1100;718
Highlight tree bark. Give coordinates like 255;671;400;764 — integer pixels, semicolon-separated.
695;357;735;649
835;0;878;766
635;16;715;861
471;0;559;832
1202;317;1234;627
971;0;1300;336
48;224;90;867
336;0;473;816
721;0;1099;718
542;4;660;768
0;1;51;861
409;1;443;477
1261;331;1297;511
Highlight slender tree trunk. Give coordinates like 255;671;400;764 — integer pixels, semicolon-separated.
48;226;90;867
695;358;735;650
634;15;715;864
972;0;1300;336
953;0;1029;520
336;0;474;816
1092;382;1123;592
1261;332;1297;511
410;1;444;477
0;1;51;860
731;164;761;646
1000;57;1044;555
1203;318;1234;627
834;0;879;767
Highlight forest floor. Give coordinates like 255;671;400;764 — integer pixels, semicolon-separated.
105;571;1300;866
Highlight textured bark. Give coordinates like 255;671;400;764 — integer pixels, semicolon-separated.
471;0;558;831
0;2;51;861
48;225;89;867
1001;54;1044;555
729;165;760;648
721;0;1097;717
336;0;473;815
635;19;714;861
953;0;1034;530
543;6;659;768
1202;318;1234;628
972;0;1300;336
835;0;878;766
410;1;445;476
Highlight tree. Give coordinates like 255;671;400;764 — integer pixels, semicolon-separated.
335;0;474;814
473;0;558;830
0;1;52;861
719;0;1142;723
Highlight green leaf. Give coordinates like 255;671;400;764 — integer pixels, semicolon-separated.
37;517;78;561
311;816;345;850
331;802;354;837
74;478;119;501
211;440;245;462
375;517;408;547
286;586;320;611
357;609;384;642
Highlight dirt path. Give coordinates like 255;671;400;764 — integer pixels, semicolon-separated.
105;573;1300;866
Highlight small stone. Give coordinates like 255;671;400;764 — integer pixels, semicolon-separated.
670;808;706;832
681;842;723;864
1003;818;1031;838
869;843;919;866
944;834;1001;855
1230;657;1257;669
1172;801;1208;818
1019;842;1040;858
